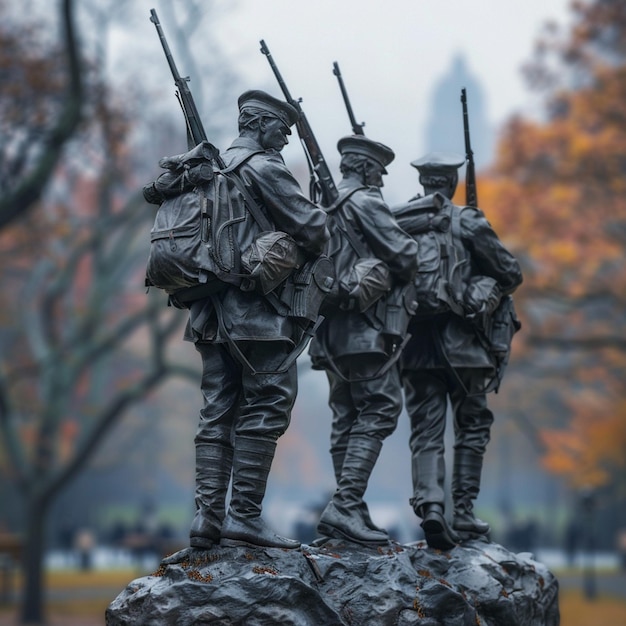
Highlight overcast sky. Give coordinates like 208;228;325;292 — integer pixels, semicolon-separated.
210;0;573;203
126;1;574;202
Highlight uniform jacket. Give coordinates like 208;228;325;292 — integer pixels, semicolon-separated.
402;198;523;370
310;177;418;364
185;136;329;345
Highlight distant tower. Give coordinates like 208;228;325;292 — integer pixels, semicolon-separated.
424;53;493;170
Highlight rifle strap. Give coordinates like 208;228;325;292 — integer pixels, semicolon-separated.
447;204;466;311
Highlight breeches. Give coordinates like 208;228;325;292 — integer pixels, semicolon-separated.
404;367;494;456
194;340;297;446
403;368;494;506
326;355;403;453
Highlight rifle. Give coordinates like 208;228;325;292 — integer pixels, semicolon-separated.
332;62;365;136
460;87;478;207
150;8;219;159
260;40;338;207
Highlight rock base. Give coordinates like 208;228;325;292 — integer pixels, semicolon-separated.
106;538;559;625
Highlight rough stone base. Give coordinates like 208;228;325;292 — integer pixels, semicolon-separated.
105;538;559;625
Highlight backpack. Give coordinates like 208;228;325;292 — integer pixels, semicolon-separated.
316;188;418;382
143;141;304;307
393;192;466;318
323;187;392;313
395;194;521;394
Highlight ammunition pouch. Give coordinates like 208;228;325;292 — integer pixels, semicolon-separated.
485;294;521;362
280;254;336;323
467;294;522;394
381;281;419;338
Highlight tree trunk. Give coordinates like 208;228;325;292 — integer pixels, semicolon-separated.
20;496;48;625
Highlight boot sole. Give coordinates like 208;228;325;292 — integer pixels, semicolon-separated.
190;536;216;549
454;528;491;543
220;537;300;550
317;522;390;546
421;519;457;551
453;523;490;535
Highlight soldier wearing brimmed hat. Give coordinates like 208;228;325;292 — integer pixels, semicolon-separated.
397;152;523;550
183;90;329;551
309;135;418;545
410;151;466;200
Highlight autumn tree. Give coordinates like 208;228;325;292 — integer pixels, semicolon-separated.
0;0;83;230
0;1;242;622
480;0;626;524
0;29;187;626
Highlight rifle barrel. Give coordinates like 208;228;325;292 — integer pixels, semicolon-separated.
150;10;181;83
260;40;296;106
150;8;207;147
333;62;364;136
461;87;478;207
259;40;337;206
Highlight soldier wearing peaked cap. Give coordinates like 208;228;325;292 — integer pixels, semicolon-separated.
337;135;396;172
411;151;466;169
183;89;329;551
237;89;300;127
309;135;418;546
395;151;523;551
409;151;466;201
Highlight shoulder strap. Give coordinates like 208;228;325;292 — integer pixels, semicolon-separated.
326;186;366;213
330;187;369;258
219;149;262;174
224;171;273;232
219;151;273;232
442;202;467;314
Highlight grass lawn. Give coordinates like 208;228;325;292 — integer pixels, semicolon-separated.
0;569;139;625
559;589;626;625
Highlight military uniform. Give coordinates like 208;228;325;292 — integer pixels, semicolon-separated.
185;91;329;550
399;152;523;549
310;136;418;544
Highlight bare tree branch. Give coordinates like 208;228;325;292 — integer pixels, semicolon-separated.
0;0;84;230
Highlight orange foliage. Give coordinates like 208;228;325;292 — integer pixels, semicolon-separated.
483;0;626;490
540;392;626;488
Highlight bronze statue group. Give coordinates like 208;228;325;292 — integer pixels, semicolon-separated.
144;21;523;554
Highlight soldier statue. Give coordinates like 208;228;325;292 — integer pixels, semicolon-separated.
184;90;329;550
397;152;523;550
310;135;418;545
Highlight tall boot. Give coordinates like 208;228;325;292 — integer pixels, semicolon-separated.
318;437;389;545
331;448;387;534
190;442;233;549
409;448;458;550
221;436;300;549
414;501;459;551
452;449;490;537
